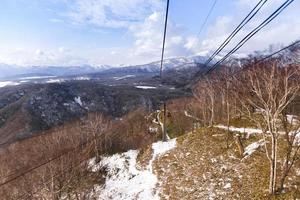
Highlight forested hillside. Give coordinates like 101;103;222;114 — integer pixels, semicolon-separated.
0;44;299;199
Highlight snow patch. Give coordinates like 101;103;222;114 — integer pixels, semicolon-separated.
19;80;29;83
217;125;299;144
113;75;135;80
148;139;176;172
91;139;176;200
19;75;56;80
74;96;83;107
74;76;90;81
95;150;158;200
293;130;300;145
216;125;262;136
243;139;265;157
135;86;157;90
286;115;299;125
46;79;63;83
223;183;231;189
0;81;20;88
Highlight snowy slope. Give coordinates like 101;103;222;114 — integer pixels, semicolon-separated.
90;139;177;200
0;81;20;88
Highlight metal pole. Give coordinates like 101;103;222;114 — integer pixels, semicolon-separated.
159;0;170;78
160;0;170;141
163;102;167;141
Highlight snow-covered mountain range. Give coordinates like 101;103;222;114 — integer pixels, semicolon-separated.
0;56;208;80
0;64;111;79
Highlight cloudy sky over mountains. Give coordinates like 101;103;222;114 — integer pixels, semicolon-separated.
0;0;299;66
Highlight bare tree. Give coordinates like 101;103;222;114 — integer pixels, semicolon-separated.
194;75;218;126
235;61;300;194
278;113;300;192
85;113;111;161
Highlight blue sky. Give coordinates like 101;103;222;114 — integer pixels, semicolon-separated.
0;0;299;66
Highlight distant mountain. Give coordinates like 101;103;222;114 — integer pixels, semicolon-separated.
5;44;298;81
0;64;24;79
0;56;209;80
28;65;112;77
100;56;207;75
0;64;111;80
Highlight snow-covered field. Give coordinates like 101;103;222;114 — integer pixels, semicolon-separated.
135;86;157;89
0;81;20;88
46;79;64;83
19;75;57;80
90;139;176;200
217;124;300;148
0;76;88;88
74;76;91;81
113;75;136;80
74;96;83;107
216;124;300;144
215;125;262;136
243;139;265;158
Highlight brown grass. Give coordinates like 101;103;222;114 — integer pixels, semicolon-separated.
152;128;300;200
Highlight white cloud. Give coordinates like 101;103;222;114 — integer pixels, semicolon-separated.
35;49;44;56
0;47;88;66
64;0;163;28
194;16;234;54
55;0;300;64
2;0;300;67
184;36;201;52
128;11;193;63
191;0;300;56
58;46;70;53
60;0;194;64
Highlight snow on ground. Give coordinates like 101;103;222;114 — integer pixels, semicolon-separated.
148;139;176;172
19;80;29;83
217;124;300;144
135;86;157;89
215;125;262;136
223;183;231;189
113;75;136;80
46;79;64;83
243;139;265;158
19;75;56;80
91;139;176;200
287;115;299;125
293;130;300;145
74;96;83;107
0;81;20;88
184;110;201;121
74;76;91;81
217;124;299;155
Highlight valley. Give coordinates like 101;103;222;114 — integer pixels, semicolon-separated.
0;51;299;199
0;0;300;199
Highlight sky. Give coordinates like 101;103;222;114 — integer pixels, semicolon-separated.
0;0;299;67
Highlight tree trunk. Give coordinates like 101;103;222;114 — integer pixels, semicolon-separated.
235;134;244;157
269;136;277;194
210;96;215;127
226;84;230;149
279;159;289;192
